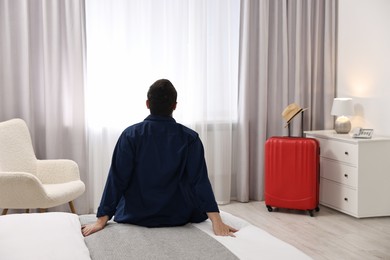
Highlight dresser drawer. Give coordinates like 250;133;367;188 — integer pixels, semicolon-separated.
320;158;357;188
317;138;357;165
320;178;357;215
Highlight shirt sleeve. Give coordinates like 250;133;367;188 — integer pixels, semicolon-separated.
186;135;219;213
96;131;135;219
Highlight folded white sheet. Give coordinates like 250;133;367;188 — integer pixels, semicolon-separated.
0;212;91;260
194;211;312;260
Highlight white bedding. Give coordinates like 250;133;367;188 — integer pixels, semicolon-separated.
194;211;312;260
0;211;311;260
0;212;91;260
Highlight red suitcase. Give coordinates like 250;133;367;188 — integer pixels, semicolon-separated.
264;136;320;216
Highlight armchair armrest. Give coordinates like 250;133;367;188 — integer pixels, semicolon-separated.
0;172;47;208
36;159;81;184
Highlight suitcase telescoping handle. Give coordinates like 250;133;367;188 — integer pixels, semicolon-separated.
287;110;305;137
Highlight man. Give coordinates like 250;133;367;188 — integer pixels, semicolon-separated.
82;79;237;237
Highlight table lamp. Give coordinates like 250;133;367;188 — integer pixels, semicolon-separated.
331;98;353;134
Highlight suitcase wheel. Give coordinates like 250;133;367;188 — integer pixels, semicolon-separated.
308;207;320;217
266;205;273;212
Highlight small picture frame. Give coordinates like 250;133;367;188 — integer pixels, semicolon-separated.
352;128;374;139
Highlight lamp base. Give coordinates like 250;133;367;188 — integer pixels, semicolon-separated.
334;116;351;134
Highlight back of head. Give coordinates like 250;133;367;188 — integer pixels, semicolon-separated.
147;79;177;116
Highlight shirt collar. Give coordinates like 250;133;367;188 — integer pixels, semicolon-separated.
145;114;176;123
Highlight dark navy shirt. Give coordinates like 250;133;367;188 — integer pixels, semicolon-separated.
96;115;219;227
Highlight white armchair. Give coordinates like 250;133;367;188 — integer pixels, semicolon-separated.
0;118;85;215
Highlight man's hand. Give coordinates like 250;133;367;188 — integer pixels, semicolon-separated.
207;212;238;237
81;215;109;237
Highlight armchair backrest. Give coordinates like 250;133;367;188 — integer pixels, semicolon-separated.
0;118;37;174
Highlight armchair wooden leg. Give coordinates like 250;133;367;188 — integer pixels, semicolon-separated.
1;209;8;215
69;201;76;214
25;209;30;213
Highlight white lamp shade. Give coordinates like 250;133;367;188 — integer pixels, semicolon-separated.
331;98;353;116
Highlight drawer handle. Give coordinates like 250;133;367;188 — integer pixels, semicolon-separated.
344;197;348;202
344;151;349;156
344;174;348;178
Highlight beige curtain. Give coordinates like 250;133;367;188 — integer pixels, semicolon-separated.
234;0;337;201
0;0;88;213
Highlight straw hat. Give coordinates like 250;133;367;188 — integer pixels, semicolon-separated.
282;103;308;124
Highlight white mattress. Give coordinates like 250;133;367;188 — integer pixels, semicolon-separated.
0;212;91;260
0;211;311;260
194;211;312;260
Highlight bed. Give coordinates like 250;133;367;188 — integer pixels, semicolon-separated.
0;211;311;259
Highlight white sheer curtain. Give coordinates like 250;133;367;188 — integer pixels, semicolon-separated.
0;0;88;213
85;0;240;211
234;0;337;201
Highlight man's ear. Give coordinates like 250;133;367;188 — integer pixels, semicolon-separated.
172;102;177;110
146;100;150;109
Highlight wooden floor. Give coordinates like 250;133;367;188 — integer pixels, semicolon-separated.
219;201;390;260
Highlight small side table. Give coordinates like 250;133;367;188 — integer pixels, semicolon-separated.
305;130;390;218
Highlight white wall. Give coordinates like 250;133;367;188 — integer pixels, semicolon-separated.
338;0;390;135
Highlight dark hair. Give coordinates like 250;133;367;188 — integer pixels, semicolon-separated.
147;79;177;116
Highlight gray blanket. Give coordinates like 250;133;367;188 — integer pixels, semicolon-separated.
80;215;238;260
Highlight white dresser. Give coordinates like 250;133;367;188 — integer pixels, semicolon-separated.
305;130;390;218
